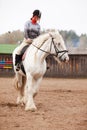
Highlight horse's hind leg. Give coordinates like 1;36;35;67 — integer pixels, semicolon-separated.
13;73;26;105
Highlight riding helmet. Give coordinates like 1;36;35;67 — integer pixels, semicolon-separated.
33;9;41;18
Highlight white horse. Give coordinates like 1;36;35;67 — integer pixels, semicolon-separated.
13;30;69;111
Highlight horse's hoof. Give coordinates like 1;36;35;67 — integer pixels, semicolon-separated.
20;102;25;106
25;106;37;112
16;97;25;106
16;99;21;105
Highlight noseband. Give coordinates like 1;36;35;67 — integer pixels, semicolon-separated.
32;36;68;58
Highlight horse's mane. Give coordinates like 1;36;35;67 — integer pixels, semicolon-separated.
32;30;61;47
33;33;50;46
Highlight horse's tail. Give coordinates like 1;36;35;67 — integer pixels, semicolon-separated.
13;76;26;90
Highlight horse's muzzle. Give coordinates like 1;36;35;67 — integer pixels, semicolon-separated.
64;56;69;63
59;56;69;63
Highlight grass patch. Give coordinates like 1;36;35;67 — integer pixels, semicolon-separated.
0;44;18;54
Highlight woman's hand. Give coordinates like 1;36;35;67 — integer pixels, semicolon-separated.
26;38;32;43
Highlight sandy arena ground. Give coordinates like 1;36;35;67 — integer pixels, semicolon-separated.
0;77;87;130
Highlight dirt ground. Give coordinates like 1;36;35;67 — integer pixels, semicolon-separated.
0;77;87;130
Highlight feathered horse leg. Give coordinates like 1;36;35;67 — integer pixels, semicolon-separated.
13;73;26;105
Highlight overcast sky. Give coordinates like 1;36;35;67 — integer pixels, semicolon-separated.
0;0;87;35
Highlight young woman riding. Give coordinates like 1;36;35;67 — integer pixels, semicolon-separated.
15;9;41;71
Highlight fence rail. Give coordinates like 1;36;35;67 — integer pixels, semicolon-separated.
0;61;12;69
0;54;14;77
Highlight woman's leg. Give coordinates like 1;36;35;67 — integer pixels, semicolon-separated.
15;40;28;71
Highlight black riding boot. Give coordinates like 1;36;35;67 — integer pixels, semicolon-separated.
15;54;22;71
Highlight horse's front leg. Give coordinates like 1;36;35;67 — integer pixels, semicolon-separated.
33;77;42;98
24;74;37;111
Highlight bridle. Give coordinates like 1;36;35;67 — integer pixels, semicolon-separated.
32;36;68;58
51;37;68;59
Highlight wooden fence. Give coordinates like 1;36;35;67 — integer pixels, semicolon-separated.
45;55;87;77
0;53;87;77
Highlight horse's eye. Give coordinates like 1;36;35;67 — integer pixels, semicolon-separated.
58;43;60;46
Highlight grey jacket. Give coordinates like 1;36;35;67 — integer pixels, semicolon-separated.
24;20;40;39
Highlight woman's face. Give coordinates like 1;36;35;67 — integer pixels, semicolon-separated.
31;16;40;24
32;16;40;22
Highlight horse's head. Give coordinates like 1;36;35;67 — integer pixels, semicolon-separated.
49;30;69;62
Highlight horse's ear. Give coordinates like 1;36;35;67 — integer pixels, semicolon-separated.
49;32;53;37
55;29;59;34
49;29;59;37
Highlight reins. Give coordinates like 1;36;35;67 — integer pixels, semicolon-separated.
32;43;52;55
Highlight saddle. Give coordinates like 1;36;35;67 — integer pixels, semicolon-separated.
20;45;30;58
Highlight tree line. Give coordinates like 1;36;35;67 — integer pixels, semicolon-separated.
0;29;87;48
